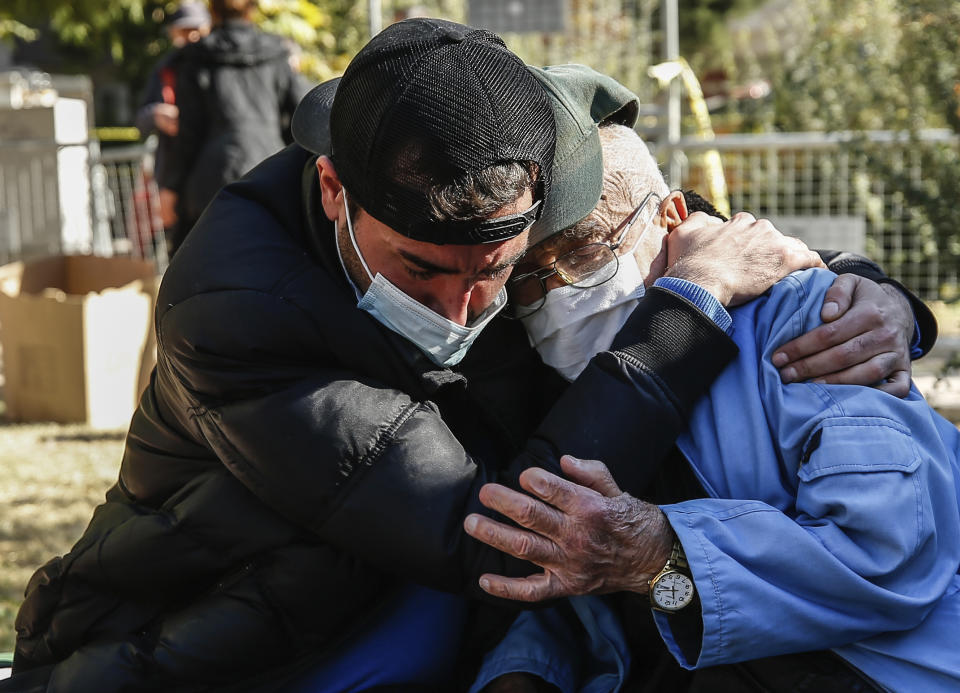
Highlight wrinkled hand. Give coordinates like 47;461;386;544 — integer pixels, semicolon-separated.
772;274;915;396
666;212;825;307
463;456;672;602
153;103;180;136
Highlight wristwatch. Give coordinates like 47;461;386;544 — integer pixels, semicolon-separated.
648;538;695;612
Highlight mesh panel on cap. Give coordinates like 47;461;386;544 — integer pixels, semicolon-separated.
329;20;555;245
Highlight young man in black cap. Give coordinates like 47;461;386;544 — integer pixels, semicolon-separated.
7;19;905;692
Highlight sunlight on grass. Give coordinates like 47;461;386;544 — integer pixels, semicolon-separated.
0;423;123;652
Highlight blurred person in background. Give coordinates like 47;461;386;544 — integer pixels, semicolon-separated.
135;1;211;252
161;0;309;254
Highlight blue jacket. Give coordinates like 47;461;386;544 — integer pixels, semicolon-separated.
661;268;960;692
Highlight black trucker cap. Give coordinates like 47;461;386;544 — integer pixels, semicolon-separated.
293;18;556;245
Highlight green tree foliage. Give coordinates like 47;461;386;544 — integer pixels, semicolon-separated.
771;0;960;133
0;0;368;93
254;0;366;80
677;0;766;71
1;0;170;88
764;0;960;278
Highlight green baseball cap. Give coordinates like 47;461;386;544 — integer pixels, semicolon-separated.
527;64;640;246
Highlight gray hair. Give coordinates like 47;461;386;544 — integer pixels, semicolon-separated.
558;124;669;246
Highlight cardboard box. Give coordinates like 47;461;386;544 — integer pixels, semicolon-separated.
0;255;158;428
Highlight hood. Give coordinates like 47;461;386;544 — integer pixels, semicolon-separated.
187;19;289;66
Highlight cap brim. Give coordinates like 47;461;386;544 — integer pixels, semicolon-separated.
528;128;604;247
525;64;641;246
292;77;340;155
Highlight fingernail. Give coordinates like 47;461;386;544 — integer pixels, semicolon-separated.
813;379;826;385
479;577;490;591
565;455;581;466
464;516;478;533
772;352;788;367
822;301;839;319
781;367;797;383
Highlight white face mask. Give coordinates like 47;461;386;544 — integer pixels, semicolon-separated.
520;251;646;381
337;190;506;368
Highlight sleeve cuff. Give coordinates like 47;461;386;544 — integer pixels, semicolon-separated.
653;277;733;335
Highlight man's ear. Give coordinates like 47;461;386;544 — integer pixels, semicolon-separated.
661;191;688;230
316;156;343;223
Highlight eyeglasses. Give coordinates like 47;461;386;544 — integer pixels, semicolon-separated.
507;191;661;317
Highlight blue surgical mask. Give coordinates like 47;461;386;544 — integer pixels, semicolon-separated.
337;189;507;368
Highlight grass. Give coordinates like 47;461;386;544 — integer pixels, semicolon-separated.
0;423;124;653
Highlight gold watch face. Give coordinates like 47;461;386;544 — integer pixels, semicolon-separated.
651;571;694;611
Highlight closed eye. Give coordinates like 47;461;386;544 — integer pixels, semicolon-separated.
482;264;513;281
405;265;437;280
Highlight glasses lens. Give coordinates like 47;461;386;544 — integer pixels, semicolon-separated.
556;244;618;287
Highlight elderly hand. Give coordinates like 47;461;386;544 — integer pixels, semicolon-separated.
665;212;826;307
772;274;915;396
464;456;673;602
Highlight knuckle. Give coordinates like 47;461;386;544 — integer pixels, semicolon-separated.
821;320;840;341
582;458;604;474
864;304;884;325
513;503;536;526
881;351;902;372
514;533;536;559
518;583;540;602
581;497;606;523
843;335;866;358
874;326;896;347
513;499;538;526
863;362;886;382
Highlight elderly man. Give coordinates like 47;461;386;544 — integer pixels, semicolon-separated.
465;122;960;692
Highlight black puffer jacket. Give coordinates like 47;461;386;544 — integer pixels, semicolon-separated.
7;144;740;691
166;19;308;229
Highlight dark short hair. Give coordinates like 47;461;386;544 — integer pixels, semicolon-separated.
682;189;728;221
327;18;555;245
348;160;537;228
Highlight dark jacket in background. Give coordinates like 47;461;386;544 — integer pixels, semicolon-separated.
136;48;184;189
165;19;309;238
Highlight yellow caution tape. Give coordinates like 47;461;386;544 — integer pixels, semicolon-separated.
91;127;143;142
649;58;731;219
